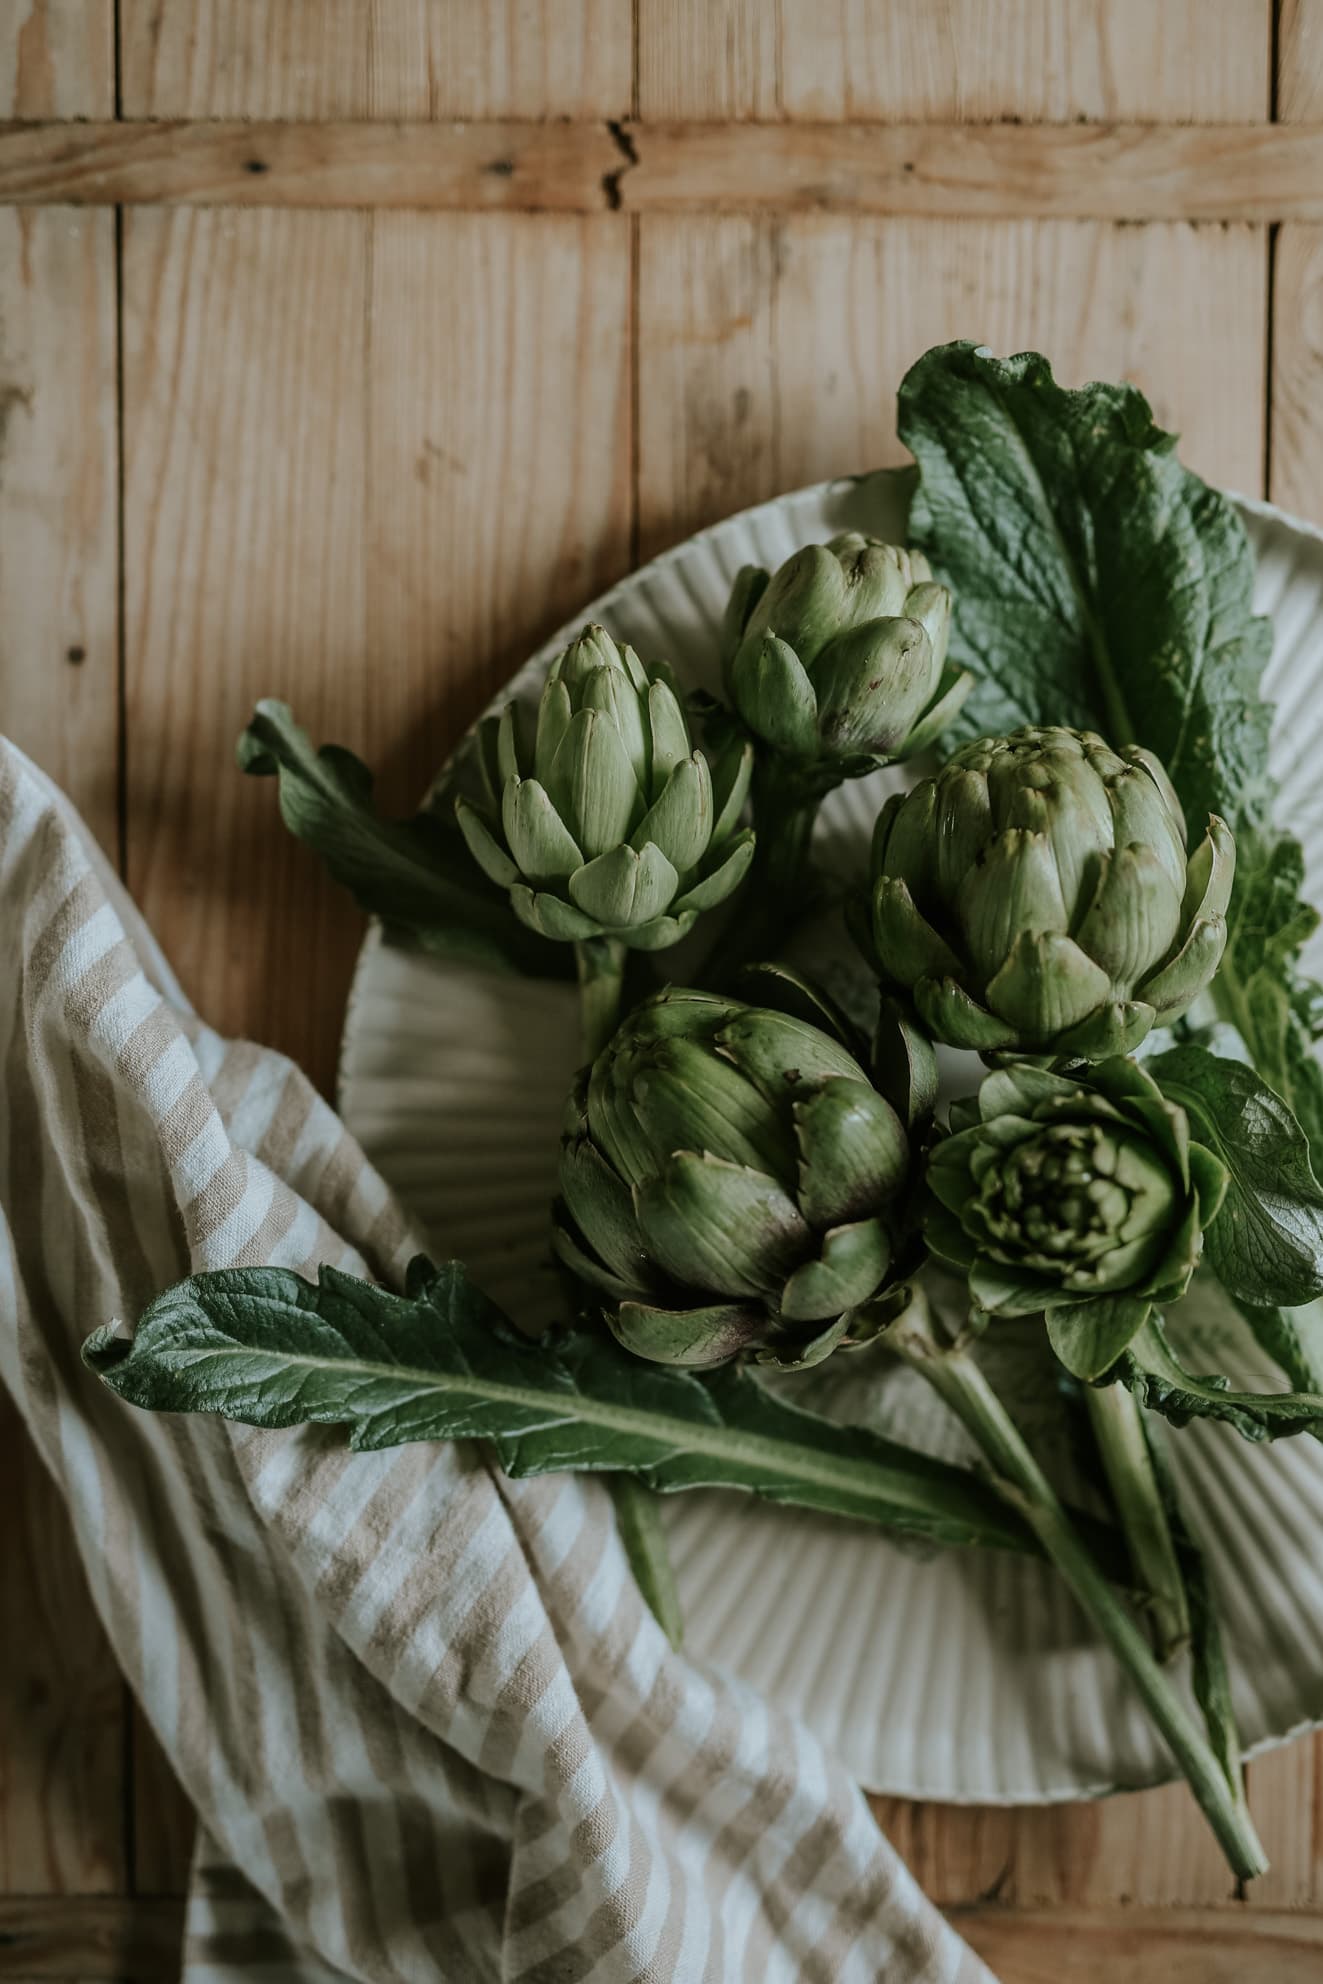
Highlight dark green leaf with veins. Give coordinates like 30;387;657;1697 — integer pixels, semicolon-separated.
83;1257;1041;1555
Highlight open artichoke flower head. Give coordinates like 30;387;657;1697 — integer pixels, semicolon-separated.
552;987;911;1368
927;1058;1229;1380
720;532;969;771
866;725;1235;1059
455;626;755;950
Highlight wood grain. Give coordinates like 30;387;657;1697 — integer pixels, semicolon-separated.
956;1904;1323;1983
1280;0;1323;121
119;0;631;118
0;206;124;1903
637;215;1265;558
0;1894;185;1977
0;0;112;117
119;203;631;1087
9;120;1323;222
640;0;1269;121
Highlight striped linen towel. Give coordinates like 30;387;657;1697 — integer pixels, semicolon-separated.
0;738;993;1984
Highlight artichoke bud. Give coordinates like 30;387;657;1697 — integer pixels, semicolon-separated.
456;625;755;952
813;618;936;756
722;534;958;775
860;724;1237;1060
555;987;913;1368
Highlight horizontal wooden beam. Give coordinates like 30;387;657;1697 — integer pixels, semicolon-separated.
3;118;1323;219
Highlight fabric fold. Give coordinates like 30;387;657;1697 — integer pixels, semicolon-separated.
0;739;991;1984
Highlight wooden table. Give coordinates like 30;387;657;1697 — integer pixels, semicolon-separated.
3;4;1323;1977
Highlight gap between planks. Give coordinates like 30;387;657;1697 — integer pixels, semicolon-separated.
5;117;1323;218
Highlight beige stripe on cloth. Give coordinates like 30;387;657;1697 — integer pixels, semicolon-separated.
0;739;994;1984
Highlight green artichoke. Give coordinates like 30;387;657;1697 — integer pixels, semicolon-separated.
552;987;911;1368
455;627;755;950
720;533;970;780
862;726;1235;1059
927;1059;1228;1379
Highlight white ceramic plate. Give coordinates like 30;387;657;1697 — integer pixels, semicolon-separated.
339;472;1323;1802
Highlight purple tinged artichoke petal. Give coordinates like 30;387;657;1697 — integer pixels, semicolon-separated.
779;1217;892;1322
611;1300;769;1369
634;1152;811;1298
793;1079;907;1227
813;618;937;757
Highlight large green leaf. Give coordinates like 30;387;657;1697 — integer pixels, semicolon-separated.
84;1257;1038;1555
238;700;568;978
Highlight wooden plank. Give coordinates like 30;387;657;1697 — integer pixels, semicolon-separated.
637;215;1265;560
0;1;113;116
0;206;124;1904
0;1895;185;1978
640;0;1269;121
119;0;631;118
7;120;1323;224
955;1904;1323;1983
120;201;631;1084
0;118;623;212
1280;0;1323;121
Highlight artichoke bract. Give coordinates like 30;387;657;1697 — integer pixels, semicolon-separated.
863;725;1235;1059
552;987;910;1368
455;627;755;950
927;1059;1228;1380
720;533;970;779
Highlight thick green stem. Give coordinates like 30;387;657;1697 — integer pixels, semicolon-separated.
609;1475;684;1649
702;760;827;985
885;1295;1267;1881
1085;1382;1190;1662
575;937;627;1062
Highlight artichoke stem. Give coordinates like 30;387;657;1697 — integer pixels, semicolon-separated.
1085;1381;1191;1662
701;761;824;985
882;1289;1267;1882
575;936;628;1061
610;1474;684;1649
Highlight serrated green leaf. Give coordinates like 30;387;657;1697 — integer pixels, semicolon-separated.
1114;1313;1323;1442
83;1259;1042;1555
